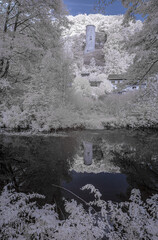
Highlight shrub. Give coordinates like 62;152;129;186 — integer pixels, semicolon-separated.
0;184;157;240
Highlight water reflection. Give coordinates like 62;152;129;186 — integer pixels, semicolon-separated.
62;171;128;202
70;130;158;199
0;135;76;208
83;141;93;165
71;138;120;173
0;130;158;205
111;143;158;198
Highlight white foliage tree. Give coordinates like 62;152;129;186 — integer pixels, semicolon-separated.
95;0;158;84
0;0;66;79
0;0;76;130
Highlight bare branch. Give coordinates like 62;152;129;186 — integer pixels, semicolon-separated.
9;1;18;14
3;0;11;32
140;60;158;82
19;23;31;33
17;13;39;28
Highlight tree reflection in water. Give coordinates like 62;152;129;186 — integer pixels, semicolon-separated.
0;134;77;217
69;130;158;201
111;142;158;199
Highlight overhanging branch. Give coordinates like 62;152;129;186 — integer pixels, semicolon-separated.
140;59;158;82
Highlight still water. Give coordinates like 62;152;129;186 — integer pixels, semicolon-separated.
0;129;158;206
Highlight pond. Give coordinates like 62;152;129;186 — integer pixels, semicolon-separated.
0;129;158;209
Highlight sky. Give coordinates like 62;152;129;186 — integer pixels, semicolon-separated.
63;0;127;16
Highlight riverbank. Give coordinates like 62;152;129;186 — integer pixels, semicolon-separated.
0;112;158;134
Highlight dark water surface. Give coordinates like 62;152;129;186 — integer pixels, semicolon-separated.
0;129;158;207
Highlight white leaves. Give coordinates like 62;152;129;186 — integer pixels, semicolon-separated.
0;78;11;90
81;184;102;200
2;106;28;128
0;185;158;240
0;186;104;240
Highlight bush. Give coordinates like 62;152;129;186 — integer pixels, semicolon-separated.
0;184;157;240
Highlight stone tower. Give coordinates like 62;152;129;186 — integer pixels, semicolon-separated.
84;25;96;54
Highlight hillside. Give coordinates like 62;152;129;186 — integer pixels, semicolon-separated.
63;14;142;77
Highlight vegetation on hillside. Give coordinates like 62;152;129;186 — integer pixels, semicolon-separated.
0;0;158;131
